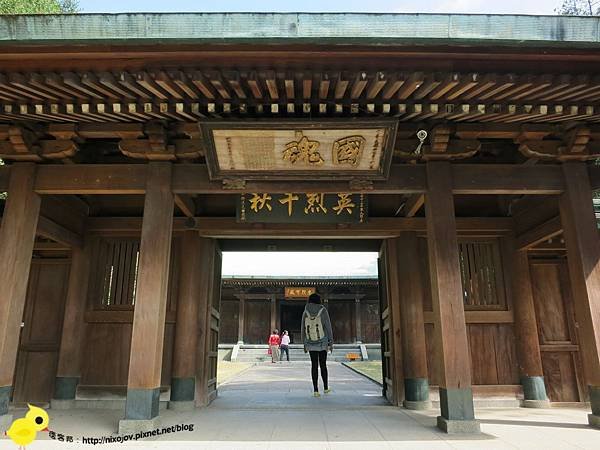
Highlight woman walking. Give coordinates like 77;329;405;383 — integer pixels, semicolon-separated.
268;329;281;363
301;293;333;397
280;330;290;362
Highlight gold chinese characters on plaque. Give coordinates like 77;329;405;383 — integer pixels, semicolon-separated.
285;287;316;298
200;120;397;180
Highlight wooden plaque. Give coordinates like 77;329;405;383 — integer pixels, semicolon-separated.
199;119;397;180
285;287;316;298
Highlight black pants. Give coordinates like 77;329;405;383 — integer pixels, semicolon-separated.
309;350;328;392
280;345;289;361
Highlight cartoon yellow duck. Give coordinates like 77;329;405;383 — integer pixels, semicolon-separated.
5;404;50;449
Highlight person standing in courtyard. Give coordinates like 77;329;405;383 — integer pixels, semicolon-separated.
268;329;281;363
280;330;290;362
301;293;333;397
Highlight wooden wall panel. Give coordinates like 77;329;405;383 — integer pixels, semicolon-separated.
328;301;354;343
426;323;519;386
13;260;70;404
360;301;380;344
220;300;239;344
531;264;571;342
81;323;132;385
244;300;270;344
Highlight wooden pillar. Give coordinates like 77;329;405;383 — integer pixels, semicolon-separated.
559;162;600;428
396;232;431;410
425;162;479;433
170;231;202;409
270;294;277;333
509;241;550;407
121;163;174;430
385;238;405;407
355;296;362;344
0;164;41;424
52;236;92;408
237;294;245;344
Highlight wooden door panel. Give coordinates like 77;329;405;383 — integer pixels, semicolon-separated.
219;300;239;344
530;260;584;402
531;264;571;343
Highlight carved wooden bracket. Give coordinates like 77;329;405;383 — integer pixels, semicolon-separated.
119;121;204;161
0;123;78;161
517;126;600;161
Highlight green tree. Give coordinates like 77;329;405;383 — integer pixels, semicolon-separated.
0;0;79;14
555;0;600;15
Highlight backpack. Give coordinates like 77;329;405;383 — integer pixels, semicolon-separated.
304;307;325;342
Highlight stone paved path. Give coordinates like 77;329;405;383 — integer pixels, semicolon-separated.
1;362;597;449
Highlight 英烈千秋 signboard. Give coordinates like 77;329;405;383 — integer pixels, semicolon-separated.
237;192;367;223
285;287;316;298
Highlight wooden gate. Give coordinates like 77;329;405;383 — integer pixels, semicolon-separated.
13;259;70;404
530;259;585;402
206;242;222;403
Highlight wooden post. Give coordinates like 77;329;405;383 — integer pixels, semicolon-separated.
170;231;202;410
355;297;362;344
559;162;600;428
237;294;245;344
508;240;550;408
0;164;40;425
425;162;479;433
52;236;92;408
270;294;277;333
396;232;431;410
120;163;174;431
385;238;405;407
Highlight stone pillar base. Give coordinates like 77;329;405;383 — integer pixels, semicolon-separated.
168;400;195;411
50;399;76;410
118;416;160;435
522;399;551;409
589;414;600;429
0;413;13;432
437;416;481;434
403;400;432;410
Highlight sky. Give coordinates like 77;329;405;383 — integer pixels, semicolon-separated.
78;0;558;15
222;252;378;277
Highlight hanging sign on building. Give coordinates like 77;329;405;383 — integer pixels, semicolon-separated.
199;120;397;180
285;287;316;298
237;192;367;223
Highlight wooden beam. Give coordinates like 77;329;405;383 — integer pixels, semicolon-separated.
403;194;425;217
452;164;564;195
37;215;83;248
516;216;562;250
174;193;195;218
0;163;572;195
85;216;514;238
0;164;41;406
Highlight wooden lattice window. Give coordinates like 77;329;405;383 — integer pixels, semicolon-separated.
90;238;141;309
458;240;507;310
